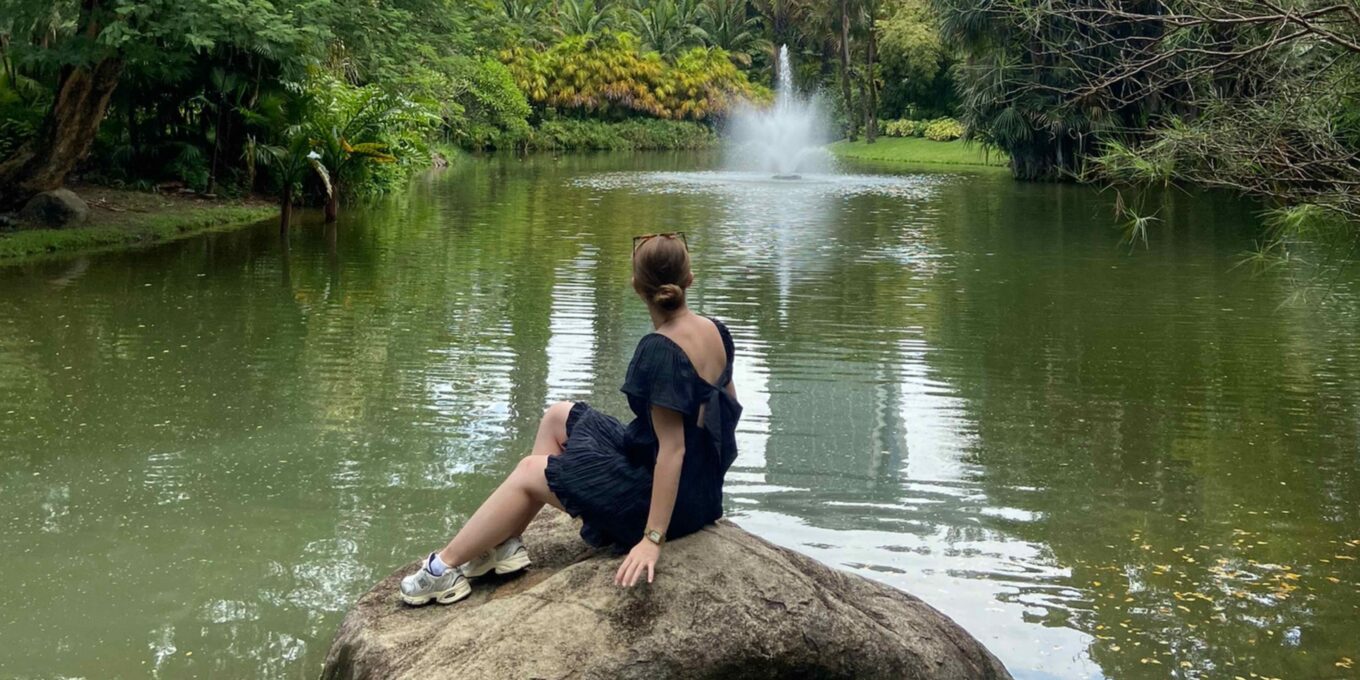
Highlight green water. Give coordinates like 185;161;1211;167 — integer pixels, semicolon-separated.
2;153;1358;679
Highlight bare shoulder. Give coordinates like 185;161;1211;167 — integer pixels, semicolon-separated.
655;315;726;385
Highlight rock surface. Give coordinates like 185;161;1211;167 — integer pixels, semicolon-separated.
322;510;1012;680
19;188;89;227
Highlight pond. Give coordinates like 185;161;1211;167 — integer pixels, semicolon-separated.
1;153;1358;679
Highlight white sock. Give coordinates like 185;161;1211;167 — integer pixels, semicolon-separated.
426;552;450;577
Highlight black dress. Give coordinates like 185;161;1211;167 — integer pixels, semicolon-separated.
544;316;742;551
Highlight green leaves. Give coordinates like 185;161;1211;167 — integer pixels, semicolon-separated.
503;28;762;120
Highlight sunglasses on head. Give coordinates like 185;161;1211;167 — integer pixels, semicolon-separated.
632;232;688;252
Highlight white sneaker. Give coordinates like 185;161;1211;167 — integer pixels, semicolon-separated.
460;536;532;578
399;555;470;606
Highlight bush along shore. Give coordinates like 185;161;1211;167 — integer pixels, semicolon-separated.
524;119;718;152
0;186;273;264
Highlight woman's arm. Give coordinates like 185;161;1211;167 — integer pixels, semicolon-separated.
615;405;685;587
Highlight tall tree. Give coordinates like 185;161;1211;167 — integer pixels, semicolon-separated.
875;0;952;120
0;0;303;207
862;0;879;143
0;0;120;207
751;0;812;83
838;0;857;141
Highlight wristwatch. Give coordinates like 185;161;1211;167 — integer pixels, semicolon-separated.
644;528;666;546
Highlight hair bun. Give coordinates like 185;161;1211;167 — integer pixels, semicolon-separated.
652;283;685;311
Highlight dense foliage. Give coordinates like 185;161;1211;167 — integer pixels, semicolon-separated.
529;118;718;151
933;0;1360;246
6;0;1352;253
0;0;959;217
881;116;960;141
503;31;763;121
0;0;521;216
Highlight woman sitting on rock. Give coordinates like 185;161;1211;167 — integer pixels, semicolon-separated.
401;232;743;605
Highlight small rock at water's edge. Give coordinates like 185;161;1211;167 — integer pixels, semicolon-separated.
320;509;1013;680
19;189;89;228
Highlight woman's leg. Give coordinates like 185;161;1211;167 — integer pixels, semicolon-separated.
532;401;574;456
435;455;563;567
430;402;572;567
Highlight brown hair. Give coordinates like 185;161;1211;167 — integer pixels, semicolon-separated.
632;235;691;312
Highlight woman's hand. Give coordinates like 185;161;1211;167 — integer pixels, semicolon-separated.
615;539;661;587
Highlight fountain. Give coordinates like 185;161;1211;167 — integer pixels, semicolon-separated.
574;43;934;199
725;45;831;178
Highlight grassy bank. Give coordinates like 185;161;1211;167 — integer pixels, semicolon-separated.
0;186;274;264
830;137;1009;170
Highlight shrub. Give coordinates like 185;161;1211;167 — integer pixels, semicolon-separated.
298;73;441;201
0;71;48;160
413;55;532;150
924;117;964;141
503;31;765;121
527;119;717;151
0;117;37;161
883;119;929;138
881;117;963;140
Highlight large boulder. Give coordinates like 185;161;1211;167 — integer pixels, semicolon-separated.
321;510;1012;680
19;188;89;227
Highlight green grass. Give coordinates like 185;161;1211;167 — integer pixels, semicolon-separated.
0;202;274;264
829;137;1009;170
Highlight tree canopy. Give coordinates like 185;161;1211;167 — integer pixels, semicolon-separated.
10;0;1351;252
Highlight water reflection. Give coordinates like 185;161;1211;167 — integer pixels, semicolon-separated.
0;153;1358;680
545;246;599;402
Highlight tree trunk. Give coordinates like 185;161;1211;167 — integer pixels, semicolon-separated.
280;184;293;232
865;12;878;144
0;56;122;208
324;191;338;223
0;0;121;209
839;0;857;142
208;92;225;195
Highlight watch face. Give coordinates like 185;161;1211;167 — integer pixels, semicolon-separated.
648;530;662;542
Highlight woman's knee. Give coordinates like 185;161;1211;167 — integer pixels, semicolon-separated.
538;401;574;445
512;455;555;502
513;454;547;481
544;400;573;427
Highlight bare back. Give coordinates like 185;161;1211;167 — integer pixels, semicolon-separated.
655;314;727;388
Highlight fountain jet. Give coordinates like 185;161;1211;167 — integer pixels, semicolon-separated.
725;45;831;178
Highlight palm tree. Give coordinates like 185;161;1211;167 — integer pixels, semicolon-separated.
500;0;552;46
750;0;812;54
749;0;821;86
626;0;709;57
247;135;331;232
555;0;616;38
295;80;435;222
698;0;770;67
